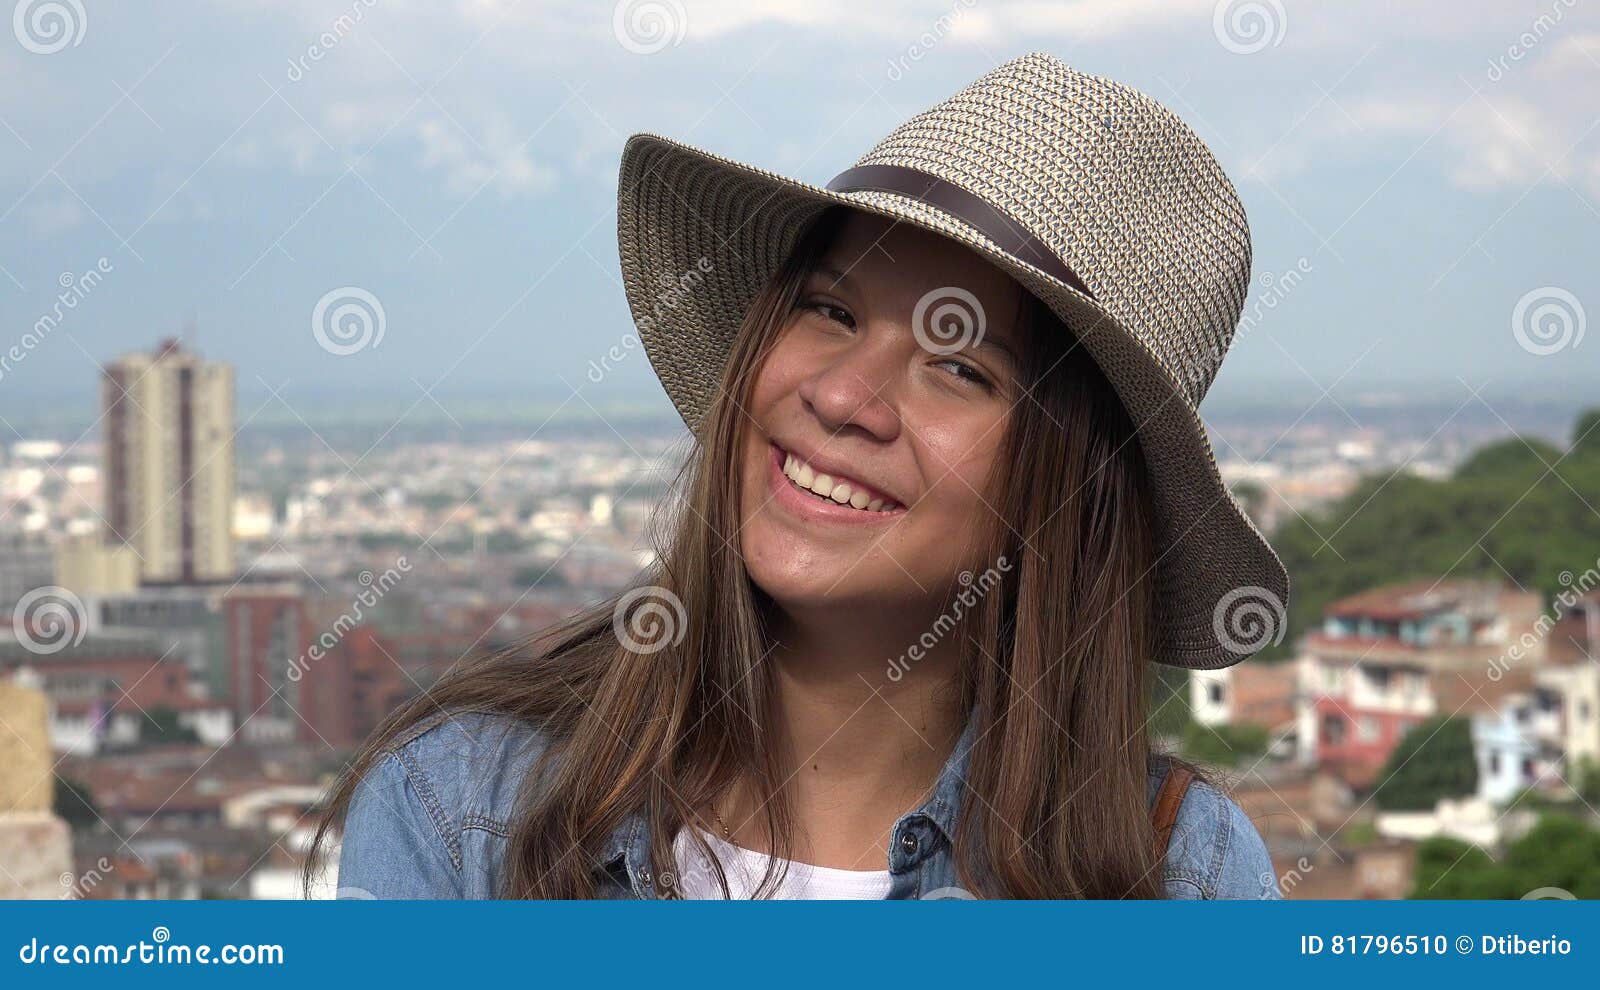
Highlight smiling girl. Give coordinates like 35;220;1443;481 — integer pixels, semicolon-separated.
317;53;1289;900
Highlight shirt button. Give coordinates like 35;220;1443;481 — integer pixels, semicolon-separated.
900;833;919;856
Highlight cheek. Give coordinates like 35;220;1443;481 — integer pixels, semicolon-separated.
916;417;1009;528
748;329;810;411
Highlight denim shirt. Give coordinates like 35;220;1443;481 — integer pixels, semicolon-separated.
337;712;1281;900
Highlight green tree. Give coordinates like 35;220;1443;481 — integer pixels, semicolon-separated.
1372;716;1477;811
1502;815;1600;899
1147;663;1192;740
1571;407;1600;455
1181;720;1270;767
53;774;102;829
1410;815;1600;899
1572;756;1600;807
1409;837;1515;899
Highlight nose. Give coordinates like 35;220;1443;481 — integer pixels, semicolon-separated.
795;337;902;442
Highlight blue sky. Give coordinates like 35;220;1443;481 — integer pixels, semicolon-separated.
1;0;1596;422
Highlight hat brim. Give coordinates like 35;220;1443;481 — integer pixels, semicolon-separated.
617;133;1289;669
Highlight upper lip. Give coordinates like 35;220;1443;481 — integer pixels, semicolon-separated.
773;438;905;507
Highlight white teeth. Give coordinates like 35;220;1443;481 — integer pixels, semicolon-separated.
779;449;900;513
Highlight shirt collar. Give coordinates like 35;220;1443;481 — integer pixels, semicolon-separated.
597;708;981;872
917;706;981;845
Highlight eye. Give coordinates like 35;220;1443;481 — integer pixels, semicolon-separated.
935;358;994;391
799;297;856;330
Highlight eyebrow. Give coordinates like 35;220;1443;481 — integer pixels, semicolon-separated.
810;263;854;292
974;333;1018;363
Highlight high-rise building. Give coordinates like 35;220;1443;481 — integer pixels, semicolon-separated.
102;338;236;584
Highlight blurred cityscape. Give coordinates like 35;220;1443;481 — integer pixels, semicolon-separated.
0;336;1596;900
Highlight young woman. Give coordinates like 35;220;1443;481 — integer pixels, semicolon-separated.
316;53;1290;900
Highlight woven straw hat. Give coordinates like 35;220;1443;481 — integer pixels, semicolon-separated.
615;52;1289;669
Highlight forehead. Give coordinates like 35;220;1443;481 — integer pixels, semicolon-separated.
815;210;1022;317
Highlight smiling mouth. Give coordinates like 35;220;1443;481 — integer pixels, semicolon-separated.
777;446;904;513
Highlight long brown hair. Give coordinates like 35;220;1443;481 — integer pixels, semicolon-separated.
308;206;1172;898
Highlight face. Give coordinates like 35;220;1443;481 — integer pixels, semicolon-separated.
737;211;1027;616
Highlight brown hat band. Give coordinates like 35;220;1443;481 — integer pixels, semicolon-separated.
825;164;1093;300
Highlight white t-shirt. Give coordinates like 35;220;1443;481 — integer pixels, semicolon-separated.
669;826;893;899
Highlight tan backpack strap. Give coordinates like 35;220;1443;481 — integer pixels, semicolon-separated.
1151;764;1195;860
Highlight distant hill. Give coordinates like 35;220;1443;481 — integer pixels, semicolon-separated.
1260;408;1600;660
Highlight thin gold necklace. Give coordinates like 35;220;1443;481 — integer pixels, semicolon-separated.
710;809;733;841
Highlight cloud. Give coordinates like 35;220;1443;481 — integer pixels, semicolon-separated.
1242;29;1600;198
412;113;558;199
23;195;85;236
